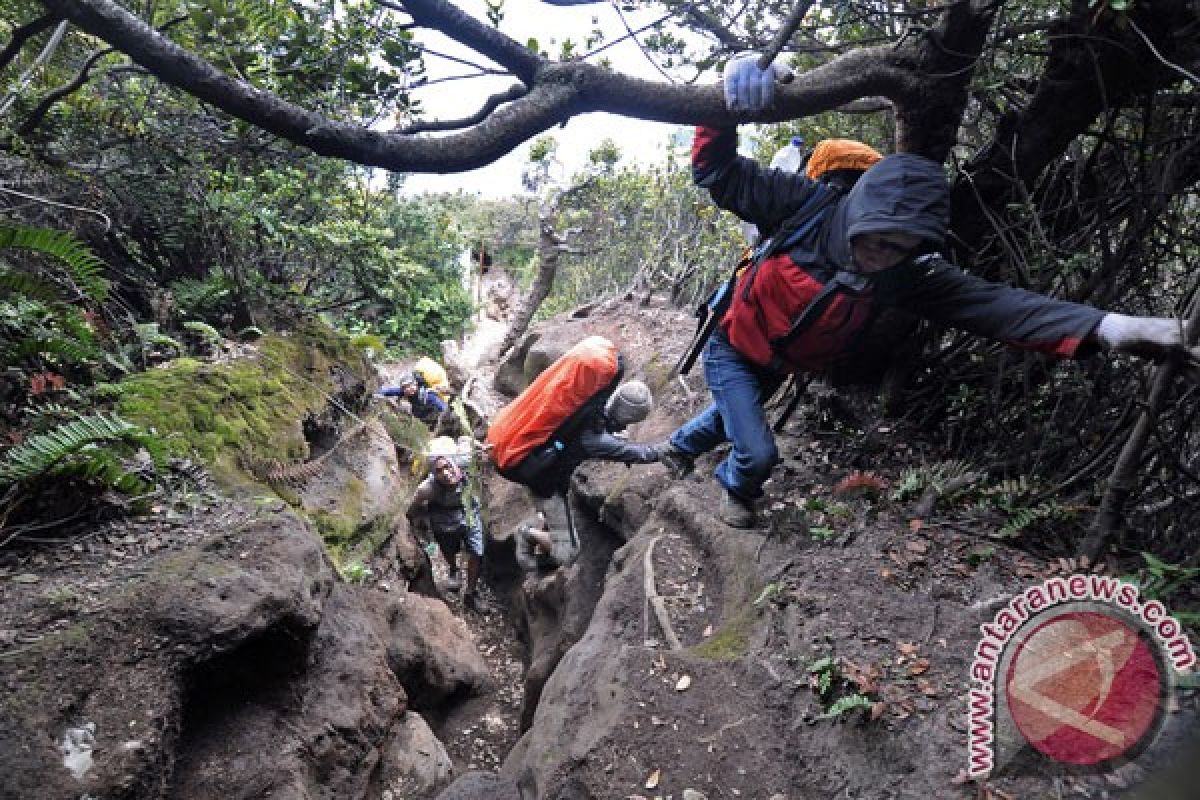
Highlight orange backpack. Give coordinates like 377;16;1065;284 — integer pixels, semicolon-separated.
486;336;623;475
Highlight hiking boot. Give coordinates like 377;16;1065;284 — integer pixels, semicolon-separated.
443;569;462;592
658;442;695;479
719;490;757;529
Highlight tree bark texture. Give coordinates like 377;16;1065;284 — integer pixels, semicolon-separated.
496;207;563;360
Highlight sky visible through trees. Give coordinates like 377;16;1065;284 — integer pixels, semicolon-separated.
399;0;690;195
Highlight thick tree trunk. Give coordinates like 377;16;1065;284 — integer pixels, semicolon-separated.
496;207;562;360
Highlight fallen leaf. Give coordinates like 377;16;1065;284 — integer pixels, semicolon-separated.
905;540;929;554
644;769;660;790
909;518;924;532
897;641;919;656
909;658;931;676
675;675;692;692
870;701;887;721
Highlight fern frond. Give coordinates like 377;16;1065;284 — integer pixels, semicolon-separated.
1000;501;1070;537
0;224;109;302
820;693;873;719
0;413;163;491
87;382;130;400
0;268;62;303
135;323;182;354
14;334;101;364
170;276;232;315
183;320;222;342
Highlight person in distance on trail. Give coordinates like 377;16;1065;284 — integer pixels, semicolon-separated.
514;380;661;572
380;372;449;429
657;52;1200;530
406;451;486;611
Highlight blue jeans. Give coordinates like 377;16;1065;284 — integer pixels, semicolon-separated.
669;331;784;500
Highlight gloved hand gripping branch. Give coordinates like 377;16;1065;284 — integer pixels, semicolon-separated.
722;52;793;113
1095;314;1200;380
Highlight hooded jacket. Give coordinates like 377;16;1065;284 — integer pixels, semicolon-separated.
693;126;1104;373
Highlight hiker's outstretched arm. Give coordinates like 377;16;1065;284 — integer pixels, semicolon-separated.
693;126;820;234
576;428;660;465
890;256;1105;358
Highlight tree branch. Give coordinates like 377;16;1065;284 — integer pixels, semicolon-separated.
398;83;527;134
0;11;59;72
17;45;117;135
380;0;543;83
38;0;914;173
949;1;1200;264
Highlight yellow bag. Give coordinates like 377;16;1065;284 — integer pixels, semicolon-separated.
413;356;452;401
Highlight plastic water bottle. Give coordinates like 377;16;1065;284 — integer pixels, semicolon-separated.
770;136;806;173
744;138;807;245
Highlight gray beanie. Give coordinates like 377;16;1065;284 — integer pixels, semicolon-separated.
605;380;653;427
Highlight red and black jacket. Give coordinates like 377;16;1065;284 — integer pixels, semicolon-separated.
693;126;1105;374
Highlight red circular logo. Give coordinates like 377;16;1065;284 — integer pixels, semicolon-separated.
1004;610;1164;766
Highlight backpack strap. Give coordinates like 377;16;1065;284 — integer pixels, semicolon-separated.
677;250;751;376
741;186;843;302
766;270;872;370
677;185;843;377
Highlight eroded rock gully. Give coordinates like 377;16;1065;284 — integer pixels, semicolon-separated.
4;296;1199;800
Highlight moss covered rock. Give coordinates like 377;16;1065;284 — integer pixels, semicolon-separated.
117;324;373;485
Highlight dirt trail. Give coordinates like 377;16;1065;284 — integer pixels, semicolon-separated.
423;559;525;775
393;264;530;787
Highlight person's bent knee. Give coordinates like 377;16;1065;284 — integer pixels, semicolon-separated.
741;440;778;475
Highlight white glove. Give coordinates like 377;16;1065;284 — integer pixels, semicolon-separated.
723;52;793;112
1096;314;1199;367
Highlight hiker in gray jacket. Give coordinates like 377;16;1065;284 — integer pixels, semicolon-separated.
407;453;485;611
658;52;1199;529
515;381;659;572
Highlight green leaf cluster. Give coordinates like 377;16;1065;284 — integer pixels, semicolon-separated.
0;412;164;495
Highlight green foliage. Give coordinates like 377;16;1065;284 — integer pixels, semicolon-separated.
1134;552;1199;604
821;693;874;720
808;656;838;696
341;561;373;584
0;225;109;302
171;275;236;319
535;151;744;313
183;320;222;343
976;477;1073;537
809;526;838;542
890;460;974;503
0;226;110;379
135;323;183;357
0;413;164;494
808;655;877;720
753;581;783;606
998;501;1070;537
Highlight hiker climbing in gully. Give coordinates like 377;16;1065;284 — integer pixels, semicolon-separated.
411;355;454;403
406;448;485;611
486;336;661;571
380;371;449;430
658;52;1200;530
